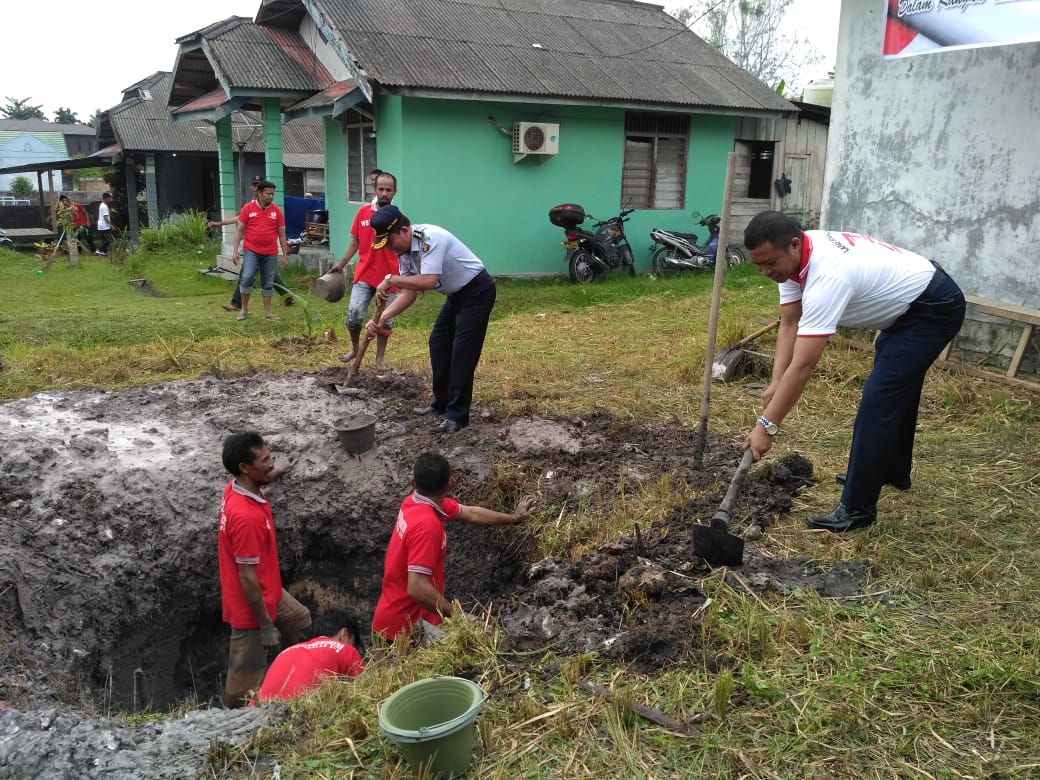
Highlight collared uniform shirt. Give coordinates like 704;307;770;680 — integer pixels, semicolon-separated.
396;224;485;294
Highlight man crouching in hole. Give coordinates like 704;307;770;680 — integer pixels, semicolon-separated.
218;432;311;708
372;452;536;643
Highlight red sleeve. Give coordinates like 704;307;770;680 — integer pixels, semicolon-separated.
276;206;285;229
441;498;461;521
237;203;250;224
226;512;263;565
405;517;445;576
350;206;365;239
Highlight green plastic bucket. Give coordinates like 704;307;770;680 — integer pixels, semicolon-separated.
378;676;485;779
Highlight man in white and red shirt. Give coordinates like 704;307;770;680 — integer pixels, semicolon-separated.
372;453;535;641
257;610;364;701
218;432;311;707
329;172;400;369
742;211;965;532
230;180;290;322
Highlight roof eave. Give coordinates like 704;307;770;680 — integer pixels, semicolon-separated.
380;86;793;118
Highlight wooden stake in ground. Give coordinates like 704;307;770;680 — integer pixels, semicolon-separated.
694;151;737;466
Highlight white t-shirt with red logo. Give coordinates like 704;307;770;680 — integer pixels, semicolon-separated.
779;231;936;336
372;492;462;640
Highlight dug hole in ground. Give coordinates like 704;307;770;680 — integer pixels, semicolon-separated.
0;367;868;778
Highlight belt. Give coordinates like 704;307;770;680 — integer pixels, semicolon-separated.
916;260;948;302
450;268;491;296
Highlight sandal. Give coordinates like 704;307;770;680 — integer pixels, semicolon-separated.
264;313;280;321
236;312;248;321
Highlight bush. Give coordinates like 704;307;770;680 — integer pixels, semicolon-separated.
139;211;212;251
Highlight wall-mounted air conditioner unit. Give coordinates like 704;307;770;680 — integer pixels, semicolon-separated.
512;122;560;162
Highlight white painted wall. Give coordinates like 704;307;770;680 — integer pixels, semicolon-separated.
823;0;1040;305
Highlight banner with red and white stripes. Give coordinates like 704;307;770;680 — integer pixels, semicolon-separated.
883;0;1040;58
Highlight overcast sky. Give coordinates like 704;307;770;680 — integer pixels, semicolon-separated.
6;0;840;124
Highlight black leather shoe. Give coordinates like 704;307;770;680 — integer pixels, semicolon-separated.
413;404;441;416
806;502;877;532
432;419;466;434
835;473;911;491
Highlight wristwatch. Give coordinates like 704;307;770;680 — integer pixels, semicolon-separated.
757;415;779;435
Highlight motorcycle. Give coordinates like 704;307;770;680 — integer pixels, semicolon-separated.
548;203;636;283
649;211;747;276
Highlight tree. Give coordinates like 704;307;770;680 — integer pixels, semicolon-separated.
54;107;79;125
10;176;36;199
1;97;46;120
672;0;823;94
88;109;103;129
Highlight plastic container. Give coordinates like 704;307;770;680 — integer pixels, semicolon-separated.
378;676;485;779
548;203;585;229
334;414;376;455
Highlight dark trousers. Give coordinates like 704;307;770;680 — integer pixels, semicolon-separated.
96;228;113;254
842;271;965;509
429;273;497;424
230;272;289;307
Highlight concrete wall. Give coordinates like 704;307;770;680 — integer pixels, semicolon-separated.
825;0;1040;307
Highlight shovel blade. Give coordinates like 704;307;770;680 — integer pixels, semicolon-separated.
693;523;745;567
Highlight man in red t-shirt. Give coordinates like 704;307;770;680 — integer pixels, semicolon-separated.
71;199;96;253
230;181;290;322
372;453;536;642
218;431;311;708
329;172;400;369
257;609;364;701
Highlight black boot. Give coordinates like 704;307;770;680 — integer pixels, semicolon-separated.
806;502;877;532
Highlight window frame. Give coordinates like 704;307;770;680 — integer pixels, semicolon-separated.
621;113;690;210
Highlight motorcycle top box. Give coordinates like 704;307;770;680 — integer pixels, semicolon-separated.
548;203;585;229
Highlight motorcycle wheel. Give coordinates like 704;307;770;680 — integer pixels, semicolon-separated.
726;247;748;268
651;246;681;276
568;250;597;284
622;245;636;276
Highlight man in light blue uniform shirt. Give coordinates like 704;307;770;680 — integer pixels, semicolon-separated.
367;205;497;434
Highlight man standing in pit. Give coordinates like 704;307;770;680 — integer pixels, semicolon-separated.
328;172;400;370
367;206;497;434
218;431;311;707
372;452;535;642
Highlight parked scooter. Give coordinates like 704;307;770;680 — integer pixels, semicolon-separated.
649;212;746;275
549;203;636;283
0;225;13;249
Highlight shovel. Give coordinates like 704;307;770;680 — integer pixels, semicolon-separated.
345;300;388;384
712;318;780;382
693;449;753;567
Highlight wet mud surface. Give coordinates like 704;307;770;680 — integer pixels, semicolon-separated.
0;367;868;778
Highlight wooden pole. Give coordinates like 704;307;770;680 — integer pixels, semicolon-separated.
694;152;737;466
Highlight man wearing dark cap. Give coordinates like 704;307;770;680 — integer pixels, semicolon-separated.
366;206;496;434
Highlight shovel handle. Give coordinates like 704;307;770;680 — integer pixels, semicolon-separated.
729;318;780;351
718;449;754;518
349;300;386;376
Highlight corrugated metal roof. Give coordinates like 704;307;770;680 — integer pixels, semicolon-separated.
202;21;330;94
313;0;792;113
287;79;360;113
103;72;324;162
0;119;95;135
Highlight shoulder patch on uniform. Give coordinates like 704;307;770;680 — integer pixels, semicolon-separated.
422;243;430;253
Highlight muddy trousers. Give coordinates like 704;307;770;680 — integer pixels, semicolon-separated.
428;271;496;425
841;271;965;510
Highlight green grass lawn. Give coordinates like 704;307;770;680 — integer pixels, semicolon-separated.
2;243;1038;779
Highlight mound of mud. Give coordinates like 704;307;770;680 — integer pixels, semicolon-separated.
0;366;868;777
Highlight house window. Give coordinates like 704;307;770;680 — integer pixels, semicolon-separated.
344;112;376;202
621;113;689;210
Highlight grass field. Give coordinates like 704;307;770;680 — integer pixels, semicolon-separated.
2;244;1037;779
